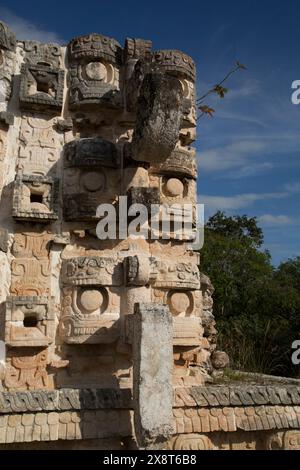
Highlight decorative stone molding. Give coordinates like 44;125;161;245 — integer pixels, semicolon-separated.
174;385;300;408
0;388;132;414
152;50;196;82
61;256;123;286
0;409;133;444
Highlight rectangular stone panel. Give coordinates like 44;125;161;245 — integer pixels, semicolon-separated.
133;303;173;447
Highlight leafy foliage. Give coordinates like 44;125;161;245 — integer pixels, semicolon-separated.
200;212;300;376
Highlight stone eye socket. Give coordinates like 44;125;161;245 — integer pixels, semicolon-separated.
23;315;38;328
30;193;43;203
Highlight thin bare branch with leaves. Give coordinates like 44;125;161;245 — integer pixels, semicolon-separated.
197;61;247;118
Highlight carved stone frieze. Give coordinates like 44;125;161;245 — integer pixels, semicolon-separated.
10;231;52;297
61;256;123;286
64;138;119;169
21;41;62;68
152;50;196;82
18;116;61;175
4;350;50;391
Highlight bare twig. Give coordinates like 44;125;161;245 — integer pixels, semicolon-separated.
197;61;246;118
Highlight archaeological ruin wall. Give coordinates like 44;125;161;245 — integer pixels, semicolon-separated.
0;21;300;450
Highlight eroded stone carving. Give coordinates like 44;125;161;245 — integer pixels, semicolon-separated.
68;33;122;109
12;174;59;222
61;256;123;286
19;40;64;113
4;350;50;390
0;21;16;103
19;63;64;112
267;430;300;450
5;296;55;347
131;72;184;163
59;286;120;344
18;116;61;175
10;231;52;296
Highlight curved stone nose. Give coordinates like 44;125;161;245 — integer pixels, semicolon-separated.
131;72;184;164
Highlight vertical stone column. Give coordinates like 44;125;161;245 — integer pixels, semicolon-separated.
133;303;173;448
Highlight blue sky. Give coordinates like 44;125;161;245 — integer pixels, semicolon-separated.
1;0;300;265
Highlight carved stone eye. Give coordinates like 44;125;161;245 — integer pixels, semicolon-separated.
85;61;107;81
169;291;190;315
79;289;104;313
164;178;184;197
80;171;105;192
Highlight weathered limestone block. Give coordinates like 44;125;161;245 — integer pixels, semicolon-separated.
0;227;8;252
0;21;16;104
151;257;200;290
63;167;119;221
0;110;14;126
133;303;173;448
124;37;152;112
211;351;230;370
131;72;184;163
150;151;197;188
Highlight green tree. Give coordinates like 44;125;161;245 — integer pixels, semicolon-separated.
200;212;300;377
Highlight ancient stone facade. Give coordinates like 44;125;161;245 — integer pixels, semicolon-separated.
0;20;299;449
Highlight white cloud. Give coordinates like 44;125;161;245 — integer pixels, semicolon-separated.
284;182;300;193
200;192;288;213
198;139;268;173
0;7;63;43
198;132;300;176
257;214;294;226
230;162;273;179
